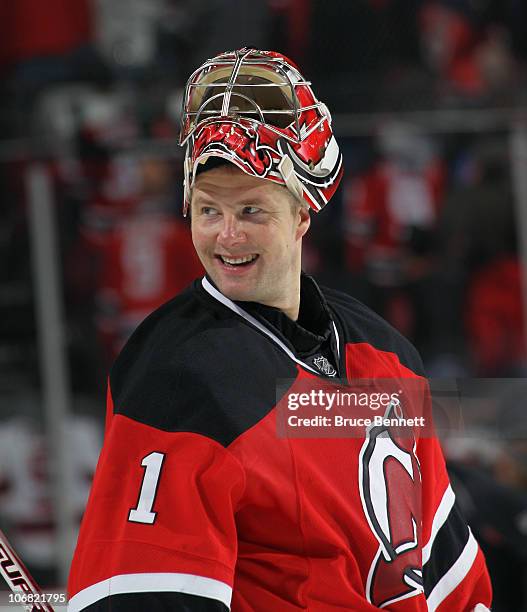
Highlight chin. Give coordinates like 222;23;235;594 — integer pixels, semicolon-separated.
220;285;257;303
209;275;250;300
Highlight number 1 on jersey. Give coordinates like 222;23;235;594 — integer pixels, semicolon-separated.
128;451;165;524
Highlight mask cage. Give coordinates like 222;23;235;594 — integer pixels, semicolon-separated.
179;49;326;146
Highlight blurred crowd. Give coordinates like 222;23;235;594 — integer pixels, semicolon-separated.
0;0;526;609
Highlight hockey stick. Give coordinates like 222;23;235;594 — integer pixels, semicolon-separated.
0;528;55;611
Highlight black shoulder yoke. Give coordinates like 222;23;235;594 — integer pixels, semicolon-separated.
110;280;298;446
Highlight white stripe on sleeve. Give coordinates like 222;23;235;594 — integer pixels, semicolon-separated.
422;483;456;565
67;572;232;612
426;528;479;612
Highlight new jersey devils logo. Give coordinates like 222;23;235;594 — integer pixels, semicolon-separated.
358;400;423;608
193;122;275;177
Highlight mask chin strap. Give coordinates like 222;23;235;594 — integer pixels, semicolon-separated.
183;153;193;216
277;155;307;206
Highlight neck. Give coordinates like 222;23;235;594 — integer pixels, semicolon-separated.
272;271;302;321
277;253;302;321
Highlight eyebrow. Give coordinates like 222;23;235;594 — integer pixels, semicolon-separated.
191;192;216;208
193;194;272;209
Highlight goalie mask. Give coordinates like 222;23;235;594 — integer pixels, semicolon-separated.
179;47;343;215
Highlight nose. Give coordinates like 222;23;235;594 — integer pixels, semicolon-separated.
217;213;247;247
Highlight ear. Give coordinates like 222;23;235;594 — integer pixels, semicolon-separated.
295;205;311;240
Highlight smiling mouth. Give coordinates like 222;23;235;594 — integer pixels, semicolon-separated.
216;254;259;268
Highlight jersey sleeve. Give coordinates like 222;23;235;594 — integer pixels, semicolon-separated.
67;384;246;611
419;435;492;611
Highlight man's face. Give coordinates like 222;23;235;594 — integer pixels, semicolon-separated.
191;165;310;314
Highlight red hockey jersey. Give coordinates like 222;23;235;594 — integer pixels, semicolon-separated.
67;276;491;611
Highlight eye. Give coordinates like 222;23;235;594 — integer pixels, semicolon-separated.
201;206;219;216
242;206;261;215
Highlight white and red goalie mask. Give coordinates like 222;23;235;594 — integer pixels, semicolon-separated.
179;47;343;215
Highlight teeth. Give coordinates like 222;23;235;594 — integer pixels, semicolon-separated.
221;255;257;265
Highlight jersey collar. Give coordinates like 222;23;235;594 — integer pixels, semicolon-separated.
200;274;340;375
235;274;332;354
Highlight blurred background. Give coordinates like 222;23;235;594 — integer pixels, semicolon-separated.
0;0;526;610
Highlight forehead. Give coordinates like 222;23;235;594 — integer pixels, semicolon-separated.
191;164;289;206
